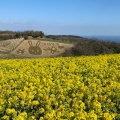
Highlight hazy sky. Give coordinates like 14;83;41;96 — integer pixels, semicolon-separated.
0;0;120;36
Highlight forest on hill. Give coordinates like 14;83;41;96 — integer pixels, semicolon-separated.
0;30;44;40
0;30;120;56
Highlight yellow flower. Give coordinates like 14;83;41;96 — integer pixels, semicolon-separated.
16;116;24;120
1;115;10;120
57;111;61;117
39;108;45;114
20;100;25;106
6;108;16;115
39;117;44;120
88;110;97;120
32;100;39;106
0;106;2;112
30;116;35;120
103;113;112;120
69;112;74;117
44;113;51;119
16;112;27;120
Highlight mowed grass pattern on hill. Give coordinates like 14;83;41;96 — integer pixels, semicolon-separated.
0;38;74;58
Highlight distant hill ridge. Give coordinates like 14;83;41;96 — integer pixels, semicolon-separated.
46;35;120;56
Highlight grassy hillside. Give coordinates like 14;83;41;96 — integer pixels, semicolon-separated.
32;38;71;44
46;35;120;56
0;54;120;119
0;39;74;59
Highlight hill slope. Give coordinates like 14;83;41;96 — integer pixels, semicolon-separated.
46;35;120;56
0;38;74;58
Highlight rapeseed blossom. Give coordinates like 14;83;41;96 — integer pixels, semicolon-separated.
0;54;120;119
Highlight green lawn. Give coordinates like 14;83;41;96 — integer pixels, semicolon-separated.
32;38;71;44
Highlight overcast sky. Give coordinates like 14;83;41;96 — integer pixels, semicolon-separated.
0;0;120;36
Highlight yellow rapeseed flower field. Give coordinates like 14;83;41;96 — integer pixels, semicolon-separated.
0;54;120;120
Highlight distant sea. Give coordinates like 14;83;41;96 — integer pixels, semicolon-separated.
82;36;120;43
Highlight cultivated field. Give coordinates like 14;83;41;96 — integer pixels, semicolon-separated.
0;54;120;119
0;38;74;58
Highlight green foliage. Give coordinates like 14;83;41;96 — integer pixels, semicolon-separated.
0;30;44;40
46;35;120;56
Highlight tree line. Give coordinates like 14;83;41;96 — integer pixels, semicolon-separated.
0;30;44;40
